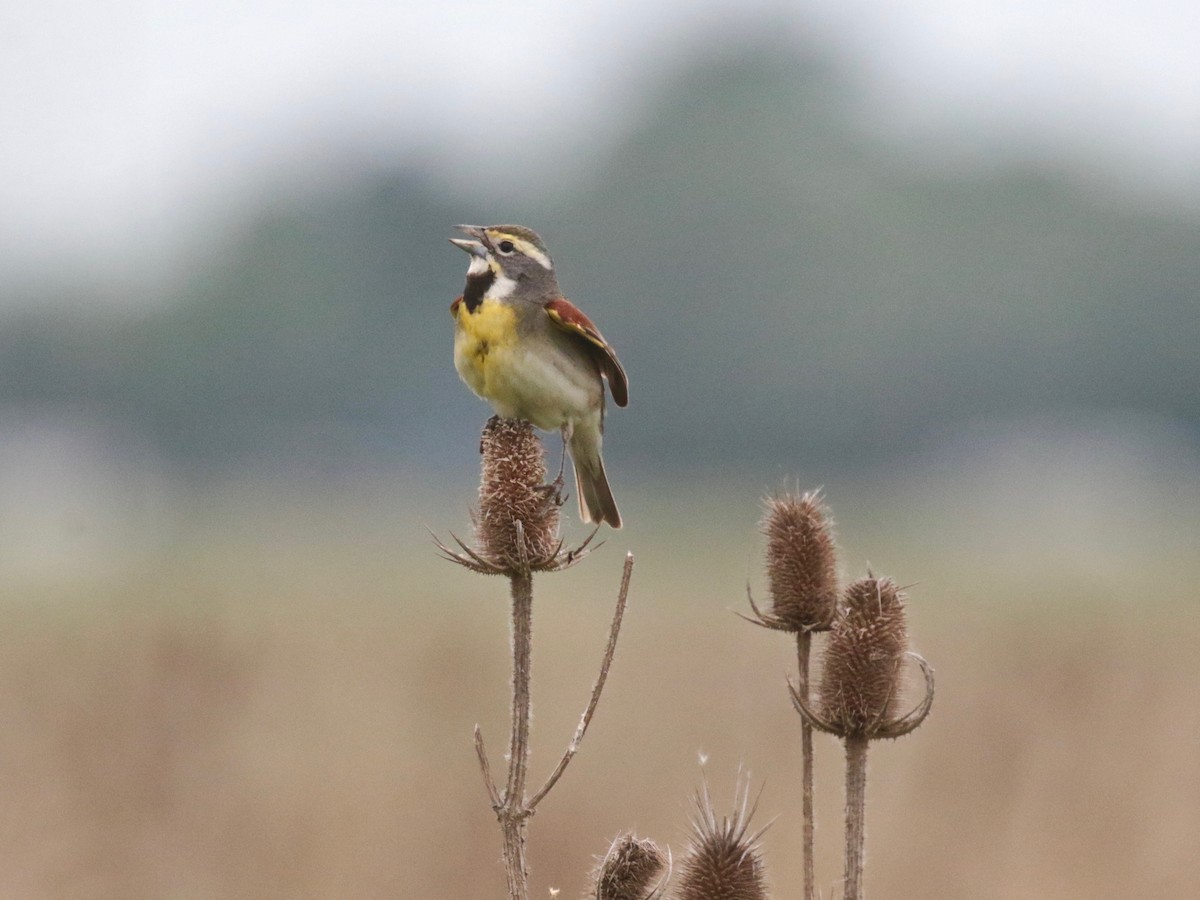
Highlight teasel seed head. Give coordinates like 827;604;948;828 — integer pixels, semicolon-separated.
433;418;602;575
818;575;909;736
473;417;561;570
675;778;770;900
788;572;935;740
587;832;668;900
751;489;839;632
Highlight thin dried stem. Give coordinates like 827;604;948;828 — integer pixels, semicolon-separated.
468;552;636;900
474;724;500;809
499;569;534;899
797;631;816;900
501;814;529;900
529;552;634;810
843;734;869;900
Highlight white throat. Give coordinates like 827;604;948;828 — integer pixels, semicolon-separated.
465;253;518;300
488;270;518;299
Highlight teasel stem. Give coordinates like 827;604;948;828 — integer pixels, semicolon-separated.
744;488;838;900
438;420;637;900
499;567;534;899
843;734;868;900
797;632;816;900
789;574;935;900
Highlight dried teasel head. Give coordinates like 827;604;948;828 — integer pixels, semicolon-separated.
675;778;770;900
789;573;935;740
749;489;838;633
818;575;908;735
586;832;669;900
819;575;911;736
474;416;560;568
434;418;600;575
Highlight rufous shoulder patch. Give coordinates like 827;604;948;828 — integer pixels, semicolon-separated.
544;297;629;408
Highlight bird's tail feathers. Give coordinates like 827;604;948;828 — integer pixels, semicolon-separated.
569;429;621;529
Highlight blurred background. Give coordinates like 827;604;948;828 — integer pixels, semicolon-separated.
2;0;1198;896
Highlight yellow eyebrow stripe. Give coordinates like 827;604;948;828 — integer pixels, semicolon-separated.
489;232;553;270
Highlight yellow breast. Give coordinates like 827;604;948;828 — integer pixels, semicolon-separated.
453;298;520;398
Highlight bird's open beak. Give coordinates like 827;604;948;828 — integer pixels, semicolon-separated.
450;224;488;257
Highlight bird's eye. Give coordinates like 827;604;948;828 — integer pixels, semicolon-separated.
497;240;515;254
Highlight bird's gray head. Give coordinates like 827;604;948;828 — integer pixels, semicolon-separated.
450;224;559;308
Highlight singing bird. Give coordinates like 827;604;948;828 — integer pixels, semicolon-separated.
449;225;628;528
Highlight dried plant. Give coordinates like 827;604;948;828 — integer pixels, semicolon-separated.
817;576;910;735
744;488;839;900
751;490;839;634
674;777;771;900
790;574;935;900
436;417;601;575
586;833;670;900
435;417;635;900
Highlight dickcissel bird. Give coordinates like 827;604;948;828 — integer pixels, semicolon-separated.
449;224;628;528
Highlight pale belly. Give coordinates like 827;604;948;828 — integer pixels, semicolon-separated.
454;328;600;432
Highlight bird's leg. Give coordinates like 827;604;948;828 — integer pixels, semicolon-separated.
480;414;501;453
554;426;570;486
536;426;570;508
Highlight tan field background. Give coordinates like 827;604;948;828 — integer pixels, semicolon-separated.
1;470;1196;899
6;4;1200;898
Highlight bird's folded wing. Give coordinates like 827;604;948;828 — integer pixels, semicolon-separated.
544;297;629;407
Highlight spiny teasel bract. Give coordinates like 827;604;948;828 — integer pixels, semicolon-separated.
674;778;770;900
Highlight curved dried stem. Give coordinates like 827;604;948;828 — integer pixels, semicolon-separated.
874;652;935;739
788;674;843;736
736;583;795;631
648;846;673;900
474;724;501;809
529;552;634;810
738;582;832;633
431;529;508;575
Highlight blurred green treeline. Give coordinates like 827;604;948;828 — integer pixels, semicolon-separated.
3;43;1197;475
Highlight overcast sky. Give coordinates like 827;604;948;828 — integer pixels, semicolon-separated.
3;0;1198;295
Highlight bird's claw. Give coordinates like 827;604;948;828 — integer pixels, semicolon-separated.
537;473;568;508
480;415;501;453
